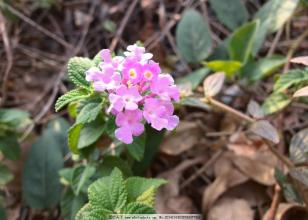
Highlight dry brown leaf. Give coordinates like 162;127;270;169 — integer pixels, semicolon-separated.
232;155;276;185
165;196;196;214
207;198;254;220
203;72;225;97
160;121;201;155
250;120;280;144
293;86;308;98
202;157;249;213
290;56;308;66
263;203;308;220
228;132;261;157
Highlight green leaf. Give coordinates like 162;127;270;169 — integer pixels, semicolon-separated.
136;186;156;207
253;0;300;54
61;189;87;220
208;0;248;30
68;123;83;154
176;9;212;63
125;177;166;203
176;68;210;90
0;108;30;129
122;202;155;214
88;168;127;212
45;117;70;156
274;69;308;93
22;129;64;209
55;89;89;112
0;163;13;187
242;55;286;82
228;20;259;63
77;117;105;149
262;93;291;114
133;126;165;174
275;168;303;203
75;204;91;220
205;60;242;77
68;57;93;88
76;101;102;124
0;134;20;160
98;156;133;178
126;133;146;161
73;165;96;195
59;167;77;186
289;128;308;165
180;97;210;111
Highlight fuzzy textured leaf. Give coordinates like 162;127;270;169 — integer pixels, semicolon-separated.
122;202;155;214
55;89;89;112
68;57;93;88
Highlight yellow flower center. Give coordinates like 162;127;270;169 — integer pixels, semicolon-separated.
144;71;153;79
129;69;137;78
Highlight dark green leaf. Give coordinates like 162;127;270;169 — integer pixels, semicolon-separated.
176;68;210;90
98;156;132;178
0;108;30;129
0;134;20;160
76;101;102;124
228;20;259;63
126;133;146;161
0;163;13;187
22;130;64;209
290;128;308;165
61;189;87;220
262;93;291;114
208;0;248;30
176;9;212;63
77;117;105;149
73;165;96;195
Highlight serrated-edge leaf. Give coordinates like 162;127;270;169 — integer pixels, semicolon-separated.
121;202;155;214
136;186;155;207
67;57;93;88
55;89;89;112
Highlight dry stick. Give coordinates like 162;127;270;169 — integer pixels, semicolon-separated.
109;0;139;52
0;12;13;107
265;184;281;220
283;28;308;73
180;149;225;189
2;2;73;49
202;97;294;169
20;2;96;141
267;27;283;57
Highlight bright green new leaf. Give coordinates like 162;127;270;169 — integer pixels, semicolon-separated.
176;9;212;63
68;123;83;154
176;68;210;90
136;186;156;207
242;55;286;82
125;177;166;203
0;163;13;187
77;117;105;149
289;128;308;165
274;69;308;93
67;57;93;88
55;89;89;112
126;133;146;161
88;168;127;212
0;134;20;160
208;0;248;30
76;101;103;124
228;20;259;63
262;93;291;114
61;189;87;220
205;60;242;77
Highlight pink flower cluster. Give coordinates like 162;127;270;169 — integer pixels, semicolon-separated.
86;44;180;144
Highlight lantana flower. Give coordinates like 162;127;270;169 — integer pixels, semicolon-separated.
86;43;180;144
